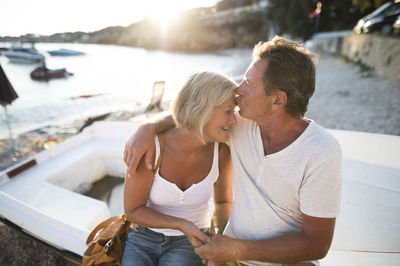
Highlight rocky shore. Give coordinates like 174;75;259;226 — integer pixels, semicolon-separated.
0;51;399;265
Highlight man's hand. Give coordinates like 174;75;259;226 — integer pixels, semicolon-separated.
123;124;156;177
195;235;241;265
124;114;175;177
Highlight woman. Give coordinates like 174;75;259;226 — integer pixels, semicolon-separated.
122;71;237;265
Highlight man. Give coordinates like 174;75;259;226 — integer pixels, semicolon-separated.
123;36;342;265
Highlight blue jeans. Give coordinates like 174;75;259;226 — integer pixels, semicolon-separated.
121;226;204;266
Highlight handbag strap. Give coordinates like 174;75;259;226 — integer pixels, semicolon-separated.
86;214;129;245
153;134;164;173
86;135;165;245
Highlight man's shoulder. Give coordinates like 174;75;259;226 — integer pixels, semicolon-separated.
229;114;258;147
307;121;342;156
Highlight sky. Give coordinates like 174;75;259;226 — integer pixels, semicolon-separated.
0;0;218;37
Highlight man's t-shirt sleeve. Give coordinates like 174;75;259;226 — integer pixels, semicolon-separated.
299;142;342;218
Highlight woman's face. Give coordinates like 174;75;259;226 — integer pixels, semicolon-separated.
203;96;237;143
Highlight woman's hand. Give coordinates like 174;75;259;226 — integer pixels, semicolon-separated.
205;223;216;237
124;123;156;176
179;220;210;248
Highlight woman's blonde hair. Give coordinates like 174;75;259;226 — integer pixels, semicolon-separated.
171;71;237;141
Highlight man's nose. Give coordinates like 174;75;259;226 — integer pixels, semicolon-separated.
235;82;244;95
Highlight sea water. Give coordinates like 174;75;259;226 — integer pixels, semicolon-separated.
0;43;251;139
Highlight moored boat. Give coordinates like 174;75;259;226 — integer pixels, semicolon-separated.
30;67;73;80
0;121;399;264
47;48;85;56
2;47;45;63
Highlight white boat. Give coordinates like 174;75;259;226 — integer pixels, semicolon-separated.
2;47;45;63
47;48;85;56
0;121;399;265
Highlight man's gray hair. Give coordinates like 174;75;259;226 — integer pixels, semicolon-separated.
253;35;317;118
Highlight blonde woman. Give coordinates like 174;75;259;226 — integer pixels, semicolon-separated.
122;71;237;265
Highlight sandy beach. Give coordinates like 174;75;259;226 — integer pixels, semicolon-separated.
0;51;399;265
308;53;400;135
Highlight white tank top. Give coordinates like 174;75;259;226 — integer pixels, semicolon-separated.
147;136;219;236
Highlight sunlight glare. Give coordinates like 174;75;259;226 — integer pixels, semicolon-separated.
0;0;217;36
145;2;182;35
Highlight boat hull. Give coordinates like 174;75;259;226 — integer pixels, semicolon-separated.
3;50;45;64
30;67;73;80
47;48;85;56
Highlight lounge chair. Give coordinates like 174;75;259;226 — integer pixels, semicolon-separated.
145;81;165;112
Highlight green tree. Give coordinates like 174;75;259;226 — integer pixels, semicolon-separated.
267;0;381;39
267;0;315;40
352;0;391;13
319;0;359;31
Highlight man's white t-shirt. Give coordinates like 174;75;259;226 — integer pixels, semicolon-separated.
225;116;342;266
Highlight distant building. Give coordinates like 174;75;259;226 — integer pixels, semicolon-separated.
80;34;90;41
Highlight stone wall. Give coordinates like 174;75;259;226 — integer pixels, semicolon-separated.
312;31;353;55
342;34;400;88
313;32;400;88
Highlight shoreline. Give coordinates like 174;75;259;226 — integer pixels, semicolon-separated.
0;44;253;141
0;108;156;172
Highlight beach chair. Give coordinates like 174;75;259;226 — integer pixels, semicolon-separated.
145;81;165;112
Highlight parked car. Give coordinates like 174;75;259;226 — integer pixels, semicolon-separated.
393;14;400;34
354;1;400;34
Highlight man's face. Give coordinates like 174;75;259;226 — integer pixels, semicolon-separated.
236;59;273;121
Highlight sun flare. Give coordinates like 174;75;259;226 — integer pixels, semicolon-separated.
1;0;217;36
145;3;184;35
146;4;181;35
149;9;179;25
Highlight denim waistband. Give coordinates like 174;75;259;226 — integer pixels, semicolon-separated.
132;225;208;238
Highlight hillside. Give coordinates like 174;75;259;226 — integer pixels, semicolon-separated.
1;3;270;52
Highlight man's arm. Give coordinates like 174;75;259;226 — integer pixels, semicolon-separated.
195;214;336;265
123;112;174;177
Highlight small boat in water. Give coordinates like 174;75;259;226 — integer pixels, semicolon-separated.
47;48;85;56
30;67;73;80
69;94;104;100
0;121;399;264
0;47;9;55
2;47;45;63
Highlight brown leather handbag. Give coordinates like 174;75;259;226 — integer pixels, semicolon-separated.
82;134;164;265
82;213;133;266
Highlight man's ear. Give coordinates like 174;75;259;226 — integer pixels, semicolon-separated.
273;91;287;107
